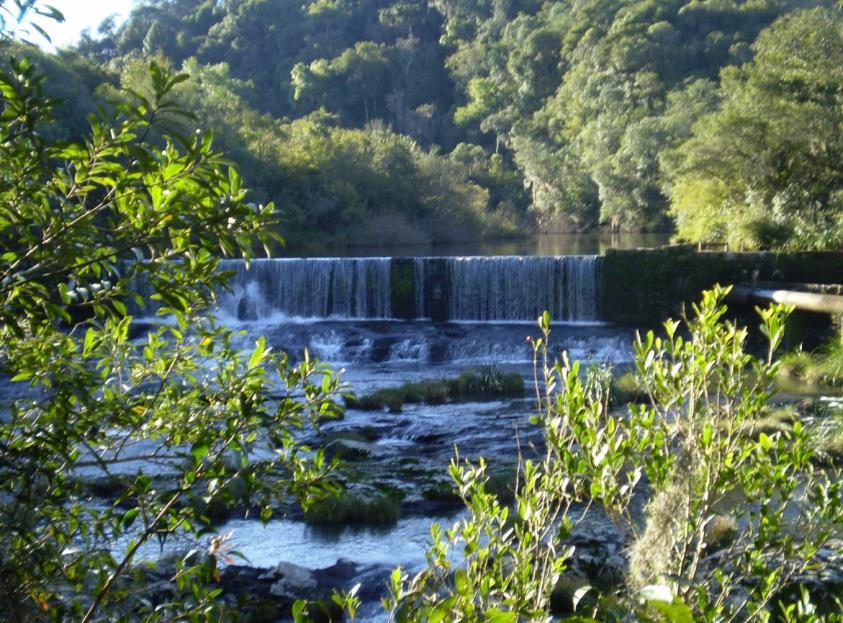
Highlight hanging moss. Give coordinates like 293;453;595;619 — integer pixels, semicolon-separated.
390;258;416;319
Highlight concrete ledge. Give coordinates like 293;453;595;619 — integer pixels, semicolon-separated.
600;248;843;325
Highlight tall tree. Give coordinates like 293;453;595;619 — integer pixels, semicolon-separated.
669;6;843;249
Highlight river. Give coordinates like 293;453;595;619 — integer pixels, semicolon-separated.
11;236;656;619
181;250;637;619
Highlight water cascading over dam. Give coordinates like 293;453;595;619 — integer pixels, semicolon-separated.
414;256;600;322
217;256;601;322
218;258;392;321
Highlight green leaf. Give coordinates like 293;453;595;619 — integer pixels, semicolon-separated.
485;608;517;623
191;441;210;463
249;336;268;370
122;508;140;528
646;599;695;623
83;327;96;356
428;603;449;623
291;600;307;623
454;568;469;594
702;423;713;448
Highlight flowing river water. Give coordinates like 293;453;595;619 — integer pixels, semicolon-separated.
1;235;657;618
5;234;842;619
88;247;640;616
183;252;636;619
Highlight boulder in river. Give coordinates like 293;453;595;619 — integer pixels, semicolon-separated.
270;561;318;595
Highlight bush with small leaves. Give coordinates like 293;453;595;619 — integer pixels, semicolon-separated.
0;35;344;623
385;286;843;622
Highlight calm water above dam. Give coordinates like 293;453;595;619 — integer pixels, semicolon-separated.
287;231;672;258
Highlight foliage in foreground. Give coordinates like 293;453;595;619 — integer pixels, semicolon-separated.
386;287;843;622
0;52;344;621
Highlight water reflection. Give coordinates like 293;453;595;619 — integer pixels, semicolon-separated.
285;232;672;258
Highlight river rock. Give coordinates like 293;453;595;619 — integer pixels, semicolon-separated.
237;295;258;321
313;557;357;590
215;559;371;621
325;437;374;461
271;561;318;595
565;518;630;591
369;337;396;362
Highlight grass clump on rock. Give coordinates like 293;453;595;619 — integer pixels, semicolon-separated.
303;490;401;526
345;366;525;412
779;339;843;387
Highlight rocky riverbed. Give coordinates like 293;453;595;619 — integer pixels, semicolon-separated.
6;317;842;621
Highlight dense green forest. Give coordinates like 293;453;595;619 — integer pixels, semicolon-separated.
2;3;843;620
15;0;843;249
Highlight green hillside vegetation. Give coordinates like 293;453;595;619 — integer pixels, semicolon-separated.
1;3;842;618
10;0;843;248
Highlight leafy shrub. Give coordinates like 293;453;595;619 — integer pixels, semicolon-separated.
384;286;843;622
0;54;344;621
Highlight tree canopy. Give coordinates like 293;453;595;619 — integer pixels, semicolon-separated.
668;6;843;249
9;0;829;248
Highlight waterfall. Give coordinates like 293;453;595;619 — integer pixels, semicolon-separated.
449;257;557;322
207;256;600;323
218;258;392;320
561;255;601;322
413;258;427;320
416;256;600;322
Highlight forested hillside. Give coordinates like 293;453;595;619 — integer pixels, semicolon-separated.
20;0;843;249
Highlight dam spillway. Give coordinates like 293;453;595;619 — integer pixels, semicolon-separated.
217;256;602;323
219;257;392;320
